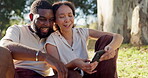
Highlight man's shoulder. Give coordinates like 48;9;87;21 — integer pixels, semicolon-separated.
8;25;30;31
10;24;29;28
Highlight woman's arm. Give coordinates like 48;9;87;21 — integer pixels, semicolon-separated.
46;43;78;69
46;43;60;60
89;29;124;61
46;43;98;74
89;29;124;50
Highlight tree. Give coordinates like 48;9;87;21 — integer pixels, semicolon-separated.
0;0;26;37
69;0;97;27
0;0;97;38
97;0;148;45
68;0;97;16
48;0;97;17
49;0;97;26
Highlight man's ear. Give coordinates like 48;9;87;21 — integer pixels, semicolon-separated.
29;13;33;21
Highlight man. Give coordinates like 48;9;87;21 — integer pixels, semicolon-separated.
0;0;81;78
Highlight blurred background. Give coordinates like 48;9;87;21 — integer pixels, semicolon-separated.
0;0;148;77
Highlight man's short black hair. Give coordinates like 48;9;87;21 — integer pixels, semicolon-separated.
30;0;52;14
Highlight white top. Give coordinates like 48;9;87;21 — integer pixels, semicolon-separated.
0;25;53;76
45;28;89;64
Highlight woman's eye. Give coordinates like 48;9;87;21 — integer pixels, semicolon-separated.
68;14;73;17
69;15;73;17
58;15;65;18
59;16;64;18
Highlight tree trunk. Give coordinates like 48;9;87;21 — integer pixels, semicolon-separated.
97;0;148;45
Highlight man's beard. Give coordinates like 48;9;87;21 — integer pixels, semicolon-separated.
35;26;54;38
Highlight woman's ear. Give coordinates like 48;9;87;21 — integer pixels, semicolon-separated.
29;13;33;21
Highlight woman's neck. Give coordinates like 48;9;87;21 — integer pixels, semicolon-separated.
60;29;73;46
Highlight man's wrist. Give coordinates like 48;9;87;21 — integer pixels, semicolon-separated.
37;51;46;61
36;51;40;61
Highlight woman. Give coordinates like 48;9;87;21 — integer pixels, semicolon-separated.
45;1;123;77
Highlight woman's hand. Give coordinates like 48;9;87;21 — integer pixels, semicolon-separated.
72;58;98;74
100;45;116;61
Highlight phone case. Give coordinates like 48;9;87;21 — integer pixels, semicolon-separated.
91;50;105;63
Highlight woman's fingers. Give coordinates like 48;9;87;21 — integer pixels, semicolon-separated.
81;61;98;74
90;61;98;71
100;50;116;61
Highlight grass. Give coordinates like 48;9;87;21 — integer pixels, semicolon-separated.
88;44;148;78
117;44;148;78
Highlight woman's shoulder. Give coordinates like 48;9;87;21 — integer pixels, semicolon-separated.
49;30;61;37
73;27;89;33
74;27;88;30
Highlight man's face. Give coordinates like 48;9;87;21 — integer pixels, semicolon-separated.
33;9;54;38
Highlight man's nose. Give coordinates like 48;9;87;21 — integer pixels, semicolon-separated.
45;20;52;26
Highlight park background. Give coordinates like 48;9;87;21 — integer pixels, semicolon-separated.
0;0;148;78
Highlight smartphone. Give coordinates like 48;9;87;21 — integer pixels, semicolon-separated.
90;50;105;63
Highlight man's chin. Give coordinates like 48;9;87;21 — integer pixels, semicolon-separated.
37;30;53;38
36;33;48;38
41;34;49;38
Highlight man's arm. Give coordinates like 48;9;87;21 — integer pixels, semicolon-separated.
1;39;44;61
1;39;68;78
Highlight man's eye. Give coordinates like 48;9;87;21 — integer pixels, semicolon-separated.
38;18;46;21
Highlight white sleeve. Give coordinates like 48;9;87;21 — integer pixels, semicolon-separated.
44;33;57;52
1;25;20;43
45;33;56;46
77;28;89;40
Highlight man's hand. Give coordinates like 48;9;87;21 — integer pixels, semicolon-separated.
100;45;116;61
45;54;68;78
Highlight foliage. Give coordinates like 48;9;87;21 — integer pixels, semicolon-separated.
68;0;97;16
47;0;97;17
0;0;26;34
0;0;97;38
28;0;97;18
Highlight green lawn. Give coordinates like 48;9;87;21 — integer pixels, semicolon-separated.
88;44;148;78
117;44;148;78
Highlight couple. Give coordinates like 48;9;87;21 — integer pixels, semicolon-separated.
0;0;123;78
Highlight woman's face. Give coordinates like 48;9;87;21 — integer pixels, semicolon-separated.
55;5;74;32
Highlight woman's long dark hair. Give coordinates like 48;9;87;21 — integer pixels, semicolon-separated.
52;1;75;31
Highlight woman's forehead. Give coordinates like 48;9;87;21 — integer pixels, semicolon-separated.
56;5;73;14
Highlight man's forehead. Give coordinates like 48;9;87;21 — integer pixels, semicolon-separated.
34;9;54;18
37;9;53;13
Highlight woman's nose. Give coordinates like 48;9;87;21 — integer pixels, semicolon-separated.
64;17;70;23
